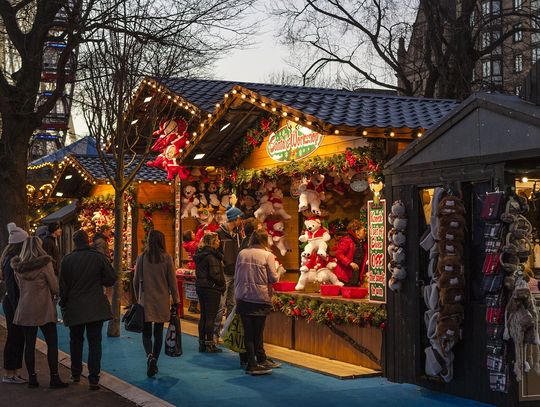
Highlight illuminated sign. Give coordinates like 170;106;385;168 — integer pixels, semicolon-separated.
266;122;324;162
367;199;386;303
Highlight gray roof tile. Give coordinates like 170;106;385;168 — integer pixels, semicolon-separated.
158;78;459;130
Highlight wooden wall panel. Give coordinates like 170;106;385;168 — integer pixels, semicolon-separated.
91;184;114;197
264;311;293;348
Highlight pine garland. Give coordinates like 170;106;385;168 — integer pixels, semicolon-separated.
272;293;386;329
236;142;385;185
140;201;175;244
230;115;280;167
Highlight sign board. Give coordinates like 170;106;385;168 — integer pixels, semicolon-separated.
266;121;324;162
367;199;386;303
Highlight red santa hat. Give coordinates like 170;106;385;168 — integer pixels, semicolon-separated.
306;216;322;225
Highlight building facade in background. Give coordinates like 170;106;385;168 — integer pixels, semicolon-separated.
399;0;540;97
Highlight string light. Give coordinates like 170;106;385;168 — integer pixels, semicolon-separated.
362;130;368;136
232;90;237;94
261;102;266;107
334;129;339;134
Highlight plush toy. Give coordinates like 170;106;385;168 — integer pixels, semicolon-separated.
315;256;344;286
295;252;318;290
299;217;331;258
275;259;286;279
220;188;231;212
298;174;325;215
151;118;185;152
254;185;275;222
266;220;290;256
268;187;291;220
197;182;208;207
207;182;221;209
181;185;200;219
239;191;257;218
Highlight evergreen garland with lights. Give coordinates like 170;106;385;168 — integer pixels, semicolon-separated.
140;201;175;244
229;115;280;167
236;142;385;185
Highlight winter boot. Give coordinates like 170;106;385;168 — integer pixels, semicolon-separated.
28;374;39;388
198;340;206;352
205;341;223;353
49;374;69;389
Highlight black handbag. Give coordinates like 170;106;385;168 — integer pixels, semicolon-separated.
165;306;183;357
122;303;145;333
122;254;145;333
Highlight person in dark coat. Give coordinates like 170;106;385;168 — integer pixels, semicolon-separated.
92;225;112;258
1;223;28;384
214;206;244;337
42;222;61;276
239;218;261;251
133;230;180;377
194;232;225;353
59;230;116;390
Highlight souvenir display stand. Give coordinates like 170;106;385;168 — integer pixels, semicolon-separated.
384;93;540;406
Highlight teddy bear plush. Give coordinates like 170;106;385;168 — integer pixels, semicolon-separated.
254;185;275;222
438;195;466;216
315;256;344;286
207;182;221;209
268;187;292;220
295;252;319;290
181;185;200;219
197;181;208;207
266;220;290;256
298;174;325;215
438;269;465;290
299;217;331;258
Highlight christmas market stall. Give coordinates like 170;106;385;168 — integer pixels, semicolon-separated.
47;154;175;301
137;77;458;371
384;92;540;406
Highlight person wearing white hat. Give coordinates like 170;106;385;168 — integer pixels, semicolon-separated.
1;222;28;384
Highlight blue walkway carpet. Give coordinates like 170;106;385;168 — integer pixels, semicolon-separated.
48;321;492;407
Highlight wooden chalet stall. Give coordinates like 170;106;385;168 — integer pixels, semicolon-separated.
384;93;540;406
140;77;458;371
48;154;175;301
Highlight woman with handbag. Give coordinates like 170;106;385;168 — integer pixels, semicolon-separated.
12;236;68;388
234;229;280;376
194;232;226;353
133;230;180;377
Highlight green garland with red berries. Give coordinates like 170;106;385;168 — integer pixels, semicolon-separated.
140;201;175;244
272;293;386;329
230;115;280;167
234;141;385;186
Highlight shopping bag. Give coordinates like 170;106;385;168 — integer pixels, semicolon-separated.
220;305;237;338
165;308;183;357
221;312;246;353
122;304;145;333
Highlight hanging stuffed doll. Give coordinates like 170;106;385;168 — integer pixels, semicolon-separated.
181;185;200;219
333;219;368;287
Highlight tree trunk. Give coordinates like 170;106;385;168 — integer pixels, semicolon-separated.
107;190;125;337
0;118;33;246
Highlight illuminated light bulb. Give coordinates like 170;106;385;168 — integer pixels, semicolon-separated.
282;112;288;117
334;130;339;134
200;123;205;127
167;95;171;99
417;132;423;137
261;102;266;107
224;93;229;98
307;121;312;125
153;181;157;184
208;114;212;118
138;180;142;184
232;89;237;94
241;94;246;99
271;107;276;112
186;140;190;145
191;110;195;114
522;177;529;183
192;132;197;136
251;98;256;103
215;103;220;108
390;131;395;137
362;130;368;136
294;117;300;121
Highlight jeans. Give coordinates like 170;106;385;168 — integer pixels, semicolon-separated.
239;314;267;369
69;320;104;384
2;297;24;370
142;322;164;359
196;287;221;342
22;322;58;376
214;274;235;336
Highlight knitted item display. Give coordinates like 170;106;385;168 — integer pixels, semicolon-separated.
387;200;407;291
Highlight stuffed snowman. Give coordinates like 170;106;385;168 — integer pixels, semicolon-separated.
181;185;200;219
299;217;331;258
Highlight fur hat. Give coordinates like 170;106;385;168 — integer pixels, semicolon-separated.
392;264;407;280
7;222;28;244
391;230;406;247
393;217;408;231
391;200;406;217
439;287;464;305
438;226;464;242
437;196;465;216
438;270;465;290
439;213;466;230
440;303;464;318
438;240;463;258
392;247;406;264
388;276;401;291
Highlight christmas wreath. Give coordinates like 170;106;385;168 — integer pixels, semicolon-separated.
140;201;175;244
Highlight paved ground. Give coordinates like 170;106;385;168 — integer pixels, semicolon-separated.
0;325;135;406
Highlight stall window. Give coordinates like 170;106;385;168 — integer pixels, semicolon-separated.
419;188;435;225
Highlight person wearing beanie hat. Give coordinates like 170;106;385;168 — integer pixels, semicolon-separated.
42;223;61;276
8;222;29;245
1;223;28;384
214;205;245;339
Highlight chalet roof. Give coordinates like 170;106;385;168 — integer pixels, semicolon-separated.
158;78;459;130
29;136;98;168
73;155;168;182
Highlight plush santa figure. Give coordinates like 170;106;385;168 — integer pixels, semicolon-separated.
151;118;187;152
299;217;331;258
334;219;368;286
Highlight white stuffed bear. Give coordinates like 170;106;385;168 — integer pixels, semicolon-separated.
295;252;318;290
181;185;200;219
266;220;290;256
254;185;274;222
268;187;291;220
275;259;286;279
298;174;325;215
207;182;220;208
299;217;331;258
316;258;344;287
197;181;208;207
